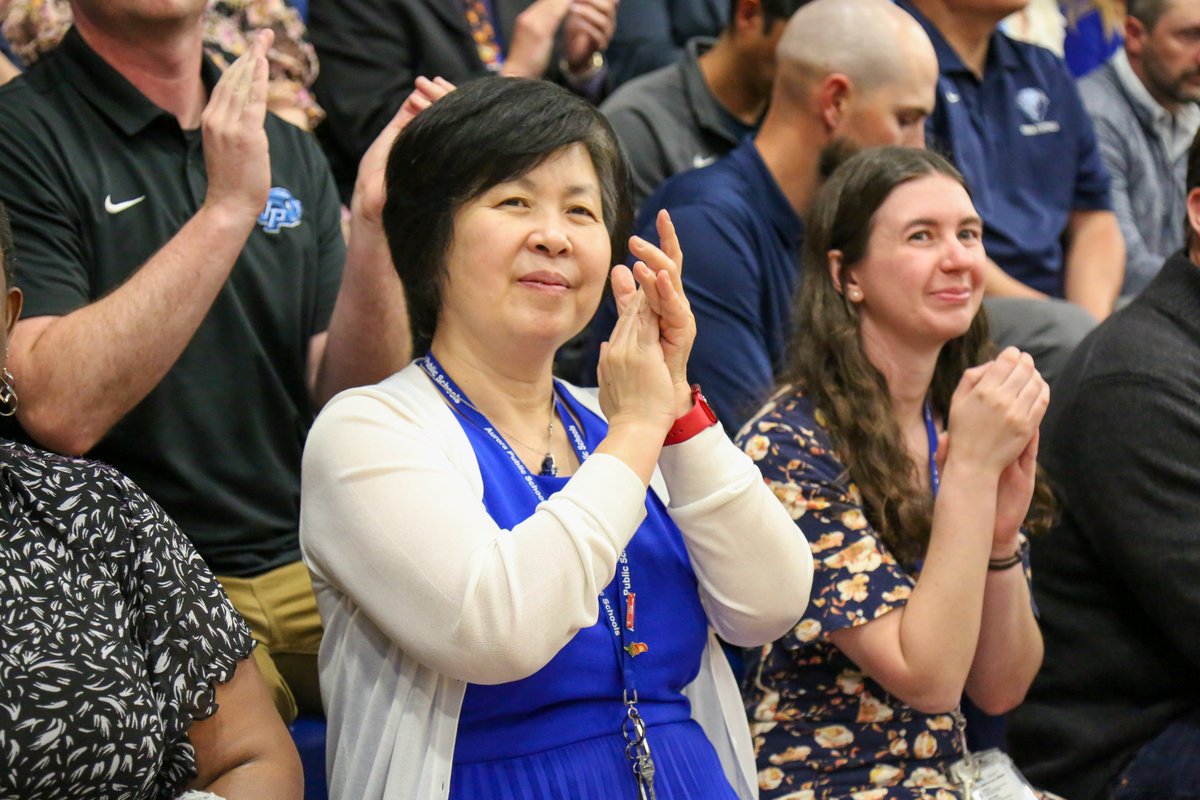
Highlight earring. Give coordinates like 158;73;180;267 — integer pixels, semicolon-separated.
0;366;17;417
847;287;863;302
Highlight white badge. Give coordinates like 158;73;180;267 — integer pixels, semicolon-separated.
950;748;1039;800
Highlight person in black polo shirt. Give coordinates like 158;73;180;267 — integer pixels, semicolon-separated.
0;0;445;723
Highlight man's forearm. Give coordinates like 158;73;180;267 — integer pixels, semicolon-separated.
311;222;411;406
11;206;254;454
982;258;1048;300
1064;210;1124;321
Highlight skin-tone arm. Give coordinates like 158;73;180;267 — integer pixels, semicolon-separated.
946;425;1044;714
0;51;19;86
308;76;455;404
186;658;303;798
9;31;277;456
982;257;1048;300
1063;209;1124;321
11;25;445;454
827;348;1049;714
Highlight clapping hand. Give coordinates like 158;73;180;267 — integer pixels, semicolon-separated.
943;348;1049;554
353;76;456;227
503;0;574;78
202;28;274;222
563;0;619;72
611;210;696;417
597;289;677;436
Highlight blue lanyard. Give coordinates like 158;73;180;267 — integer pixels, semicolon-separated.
924;398;940;499
419;354;644;696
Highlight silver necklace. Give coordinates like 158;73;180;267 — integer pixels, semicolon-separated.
463;392;558;477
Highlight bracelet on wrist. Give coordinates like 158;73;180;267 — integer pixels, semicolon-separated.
987;548;1023;571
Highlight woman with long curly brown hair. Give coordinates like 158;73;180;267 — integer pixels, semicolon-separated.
738;146;1055;799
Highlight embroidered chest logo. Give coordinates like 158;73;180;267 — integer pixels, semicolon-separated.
1015;88;1060;136
258;187;303;234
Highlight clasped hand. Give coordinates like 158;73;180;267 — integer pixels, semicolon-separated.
504;0;618;78
598;211;697;433
940;347;1050;553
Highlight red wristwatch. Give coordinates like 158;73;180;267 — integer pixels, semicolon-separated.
664;384;719;446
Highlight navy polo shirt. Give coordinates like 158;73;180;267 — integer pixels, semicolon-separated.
897;1;1111;296
584;137;804;434
0;27;345;577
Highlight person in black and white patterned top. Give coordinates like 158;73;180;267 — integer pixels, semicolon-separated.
0;198;302;798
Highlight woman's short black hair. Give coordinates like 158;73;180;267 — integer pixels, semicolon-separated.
0;199;15;290
382;77;633;356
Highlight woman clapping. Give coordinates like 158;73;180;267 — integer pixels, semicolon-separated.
300;77;813;800
740;147;1053;799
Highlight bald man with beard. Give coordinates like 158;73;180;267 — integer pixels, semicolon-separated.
584;0;938;433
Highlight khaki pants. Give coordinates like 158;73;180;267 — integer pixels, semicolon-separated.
218;560;323;723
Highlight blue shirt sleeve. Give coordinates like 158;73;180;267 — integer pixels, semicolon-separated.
648;202;777;435
1061;66;1113;212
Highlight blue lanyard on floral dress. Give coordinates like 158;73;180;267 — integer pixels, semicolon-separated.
924;399;940;499
419;353;660;799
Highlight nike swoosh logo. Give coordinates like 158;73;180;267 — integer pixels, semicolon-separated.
692;153;718;169
104;195;146;214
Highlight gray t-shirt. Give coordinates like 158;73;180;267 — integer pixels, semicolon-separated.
601;37;750;211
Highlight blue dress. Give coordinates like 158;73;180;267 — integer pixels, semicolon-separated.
437;373;737;799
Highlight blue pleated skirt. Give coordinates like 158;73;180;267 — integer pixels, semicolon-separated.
449;719;739;799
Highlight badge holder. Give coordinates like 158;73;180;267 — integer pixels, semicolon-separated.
948;709;1039;800
622;690;657;800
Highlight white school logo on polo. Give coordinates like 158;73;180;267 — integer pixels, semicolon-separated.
1016;88;1060;136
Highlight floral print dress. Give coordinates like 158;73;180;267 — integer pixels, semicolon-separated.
737;388;966;800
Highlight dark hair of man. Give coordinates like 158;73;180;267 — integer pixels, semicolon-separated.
726;0;812;33
784;146;1055;566
382;77;632;356
1126;0;1171;29
0;199;15;289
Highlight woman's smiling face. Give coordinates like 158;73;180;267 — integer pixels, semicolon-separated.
436;143;612;353
842;172;986;349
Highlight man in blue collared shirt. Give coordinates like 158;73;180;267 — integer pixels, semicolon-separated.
897;0;1125;376
585;0;940;433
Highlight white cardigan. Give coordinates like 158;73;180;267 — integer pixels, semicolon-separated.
300;362;813;800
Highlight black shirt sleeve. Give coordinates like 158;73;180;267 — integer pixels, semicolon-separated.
1055;374;1200;671
308;136;347;336
0;93;93;317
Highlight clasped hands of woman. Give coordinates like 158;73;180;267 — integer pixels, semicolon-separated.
594;213;698;484
301;76;811;800
941;346;1049;564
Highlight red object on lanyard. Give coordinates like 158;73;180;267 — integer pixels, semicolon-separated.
625;592;637;631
